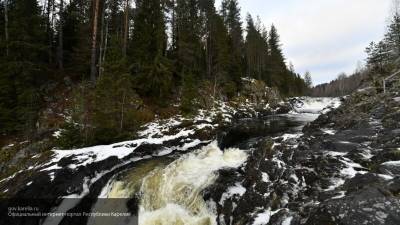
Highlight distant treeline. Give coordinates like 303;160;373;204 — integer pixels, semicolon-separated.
312;4;400;97
311;71;366;97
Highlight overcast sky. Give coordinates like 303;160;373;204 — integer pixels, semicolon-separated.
215;0;392;85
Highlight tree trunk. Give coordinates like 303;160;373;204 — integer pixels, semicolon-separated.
48;0;55;64
4;0;9;57
98;0;106;77
58;0;64;70
122;0;129;57
90;0;101;83
120;91;126;132
102;21;109;67
171;0;176;50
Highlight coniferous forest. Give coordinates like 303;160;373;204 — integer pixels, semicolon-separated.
0;0;309;147
1;2;400;224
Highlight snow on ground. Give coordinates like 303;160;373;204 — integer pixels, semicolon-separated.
381;160;400;166
282;216;293;225
36;101;240;173
321;128;337;135
261;172;270;183
252;208;272;225
323;150;367;192
280;133;303;142
0;98;272;189
41;129;196;171
219;183;247;205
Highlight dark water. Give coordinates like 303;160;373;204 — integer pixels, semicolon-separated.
219;113;318;149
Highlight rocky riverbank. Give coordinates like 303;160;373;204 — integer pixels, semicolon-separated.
209;88;400;225
2;86;397;225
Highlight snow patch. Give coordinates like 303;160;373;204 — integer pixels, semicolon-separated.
321;129;337;135
331;191;346;199
378;174;394;180
252;208;271;225
280;133;302;142
53;130;62;138
381;160;400;166
282;216;293;225
219;182;247;205
261;172;270;183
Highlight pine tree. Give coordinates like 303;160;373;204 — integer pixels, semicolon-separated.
304;71;313;88
4;0;9;57
221;0;244;87
122;0;129;57
90;0;101;83
385;13;400;63
93;37;140;144
175;0;203;79
245;14;258;78
268;24;289;95
210;13;231;98
0;0;47;136
57;0;64;70
131;0;173;101
63;0;92;77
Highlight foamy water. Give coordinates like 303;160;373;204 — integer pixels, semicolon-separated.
105;142;248;225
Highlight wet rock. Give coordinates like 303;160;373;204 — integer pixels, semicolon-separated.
306;192;400;225
342;173;388;193
378;161;400;175
269;209;299;225
387;177;400;195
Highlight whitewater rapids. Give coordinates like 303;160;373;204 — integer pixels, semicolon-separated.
106;142;248;225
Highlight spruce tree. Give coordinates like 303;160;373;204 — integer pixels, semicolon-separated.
63;0;92;77
131;0;173;101
0;0;47;136
175;0;203;79
268;24;289;95
385;13;400;63
221;0;244;87
93;37;140;144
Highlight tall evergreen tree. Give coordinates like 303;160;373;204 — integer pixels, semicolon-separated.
175;0;203;79
63;0;92;76
221;0;244;87
131;0;172;100
268;24;289;94
385;13;400;63
0;0;47;136
57;0;64;70
90;0;101;83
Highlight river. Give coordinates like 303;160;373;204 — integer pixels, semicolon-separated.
2;97;341;225
88;111;322;225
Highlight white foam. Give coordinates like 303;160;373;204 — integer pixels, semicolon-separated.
139;142;248;225
291;97;341;114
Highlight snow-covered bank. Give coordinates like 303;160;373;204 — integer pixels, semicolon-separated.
0;97;340;192
0;95;292;201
